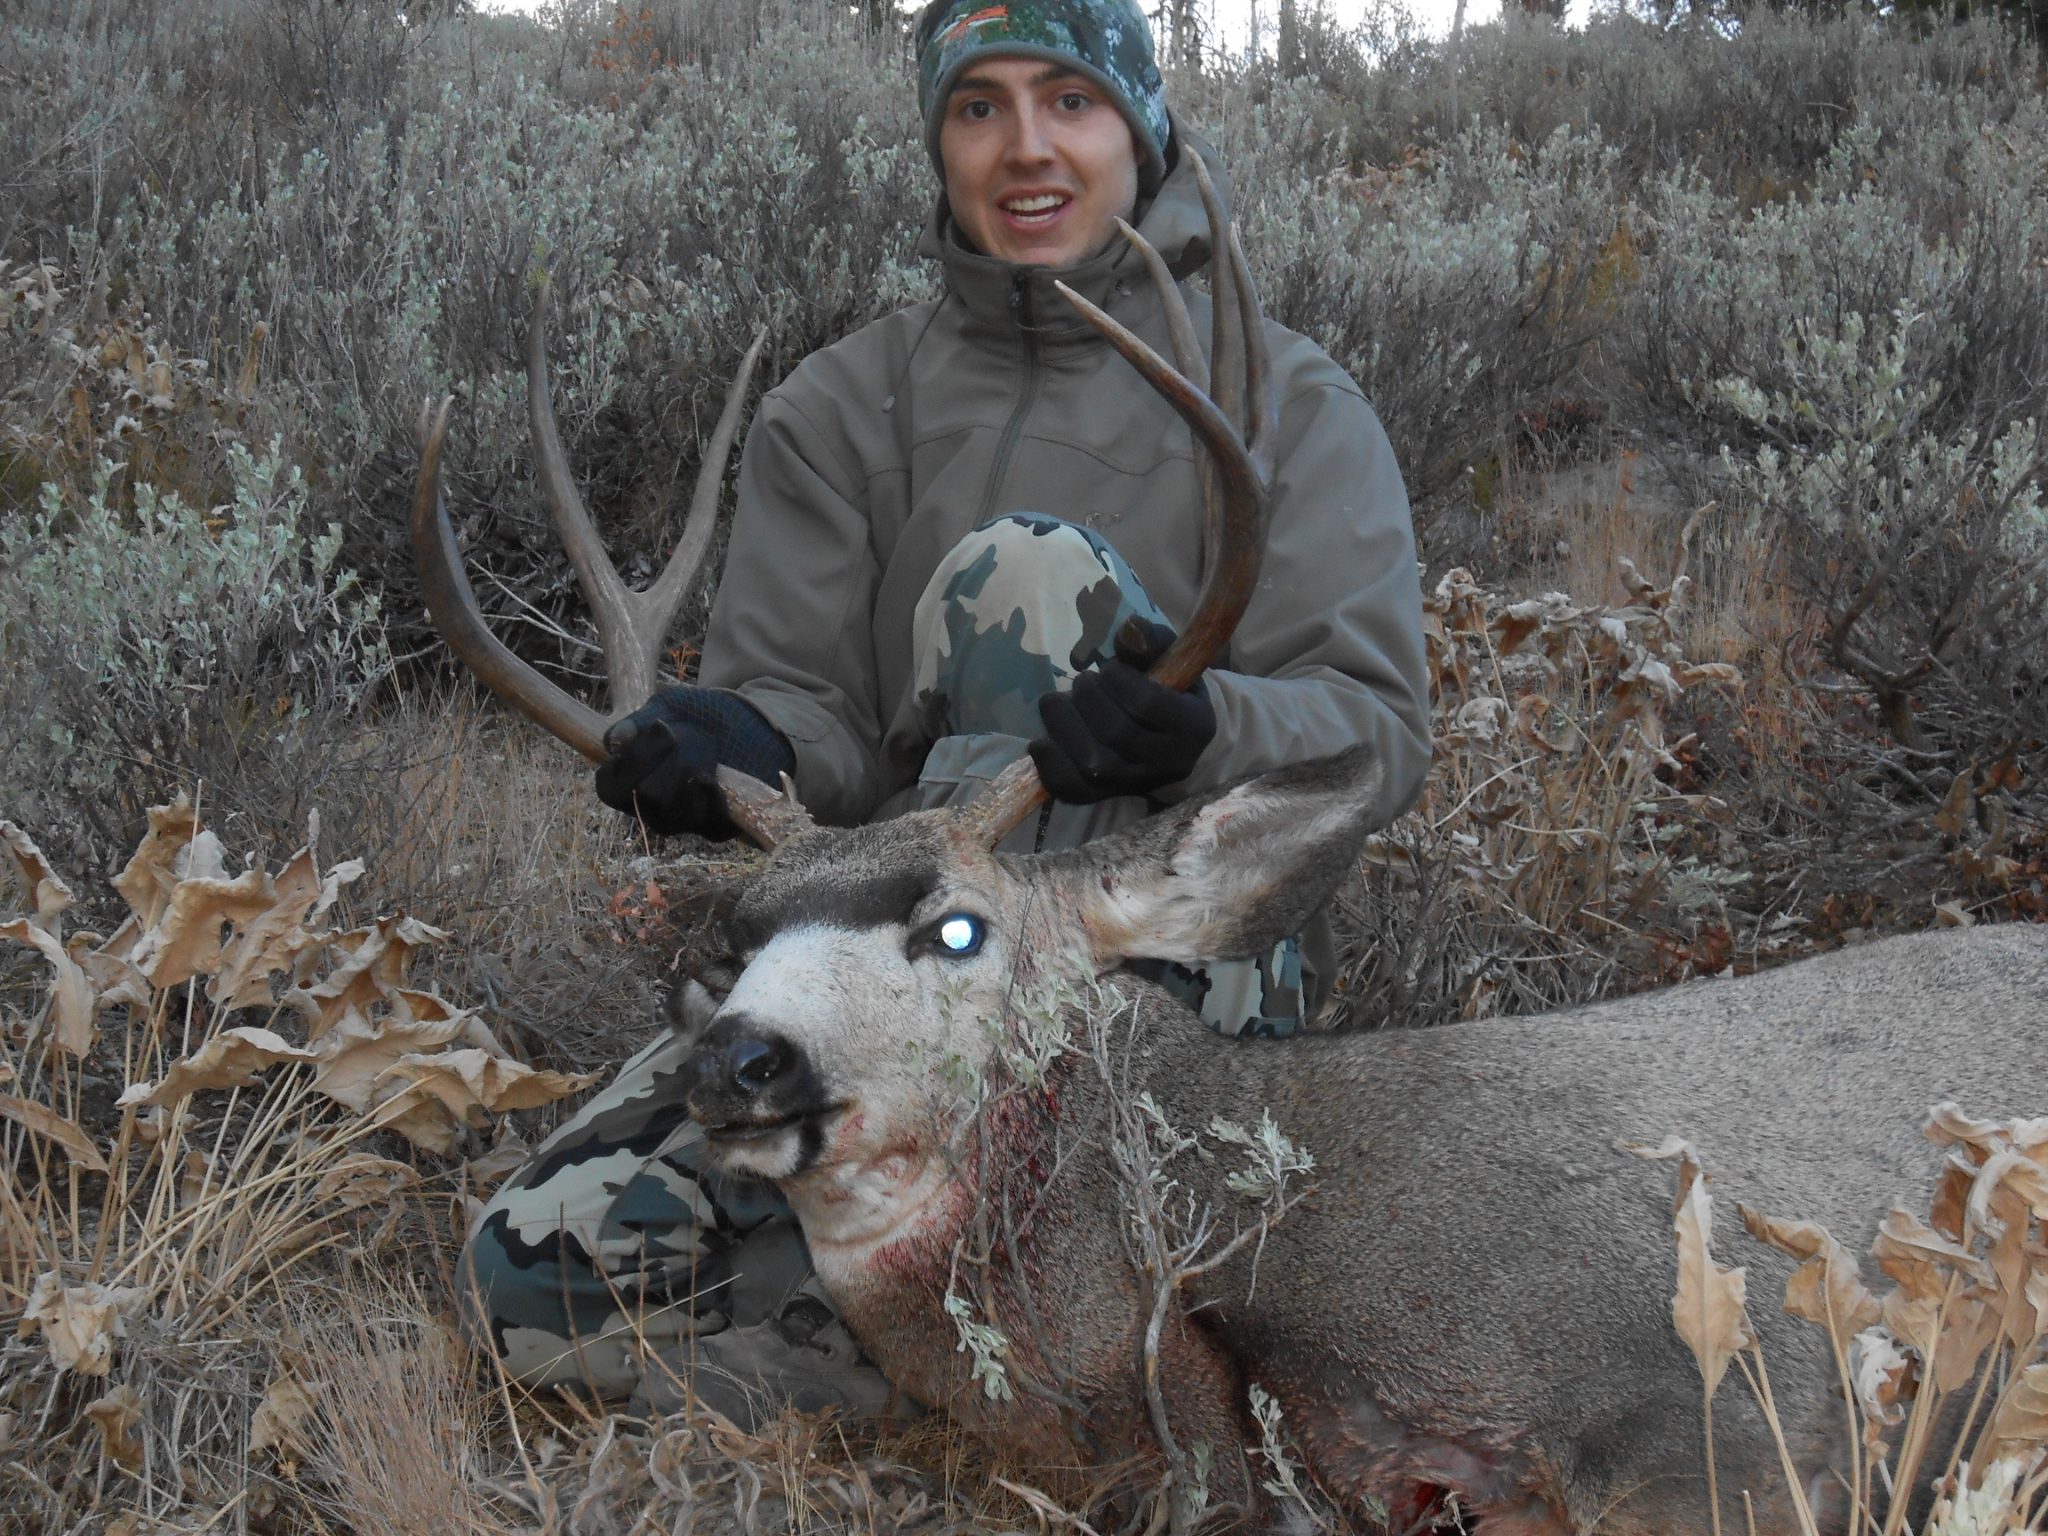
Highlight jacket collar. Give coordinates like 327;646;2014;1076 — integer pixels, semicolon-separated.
916;114;1232;344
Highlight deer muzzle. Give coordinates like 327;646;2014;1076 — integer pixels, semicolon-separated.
681;1013;837;1152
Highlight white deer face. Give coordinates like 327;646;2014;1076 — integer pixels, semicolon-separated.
678;749;1387;1243
678;813;1078;1229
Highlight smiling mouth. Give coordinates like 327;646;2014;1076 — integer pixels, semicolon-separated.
1002;193;1071;225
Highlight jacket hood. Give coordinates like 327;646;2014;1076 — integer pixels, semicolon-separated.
915;112;1233;341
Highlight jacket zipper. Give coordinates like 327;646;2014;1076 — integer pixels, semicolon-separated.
975;273;1043;526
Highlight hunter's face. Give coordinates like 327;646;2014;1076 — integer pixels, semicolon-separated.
939;57;1141;270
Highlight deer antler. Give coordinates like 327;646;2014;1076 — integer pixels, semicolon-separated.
410;284;814;849
961;156;1277;846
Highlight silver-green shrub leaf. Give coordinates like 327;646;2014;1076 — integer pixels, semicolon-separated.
0;443;389;840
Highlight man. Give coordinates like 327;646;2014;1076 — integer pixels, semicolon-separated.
460;0;1430;1423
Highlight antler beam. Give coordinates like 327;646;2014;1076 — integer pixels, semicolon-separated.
961;157;1277;846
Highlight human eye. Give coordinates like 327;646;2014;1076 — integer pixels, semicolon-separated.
955;95;995;122
1055;89;1092;113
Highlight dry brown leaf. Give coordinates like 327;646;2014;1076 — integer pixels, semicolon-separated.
1986;1199;2043;1348
126;1026;318;1108
85;1384;145;1469
132;864;276;990
1739;1205;1881;1342
1875;1212;1974;1351
0;1094;109;1172
1631;1137;1755;1395
1934;771;1976;840
1925;1103;2048;1159
1930;1294;2003;1395
1;821;73;928
249;1374;318;1457
210;846;365;1009
110;797;200;930
20;1274;143;1375
307;1007;467;1114
288;914;448;1040
1874;1208;2000;1388
0;917;99;1057
380;1048;598;1119
1492;598;1552;656
464;1132;534;1193
1983;1363;2048;1467
1973;1149;2048;1229
179;1147;214;1209
385;1102;463;1153
1673;661;1744;689
1671;1166;1756;1397
1876;1207;1991;1293
387;984;507;1054
1932;1157;1974;1242
311;1153;419;1210
75;917;151;1012
1850;1327;1915;1437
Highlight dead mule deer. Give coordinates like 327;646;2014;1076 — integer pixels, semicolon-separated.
413;176;2048;1533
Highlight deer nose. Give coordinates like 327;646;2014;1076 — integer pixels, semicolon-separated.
727;1033;792;1093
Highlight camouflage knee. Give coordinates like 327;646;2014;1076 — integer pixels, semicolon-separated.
905;512;1304;1035
456;1028;802;1393
1131;938;1307;1040
910;511;1171;740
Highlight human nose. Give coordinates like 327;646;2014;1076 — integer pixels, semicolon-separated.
1002;102;1054;166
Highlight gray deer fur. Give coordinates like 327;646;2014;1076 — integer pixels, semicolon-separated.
675;745;2047;1533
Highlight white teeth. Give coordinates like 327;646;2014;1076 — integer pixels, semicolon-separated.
1004;194;1065;215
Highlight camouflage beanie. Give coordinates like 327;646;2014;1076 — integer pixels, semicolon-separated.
915;0;1171;196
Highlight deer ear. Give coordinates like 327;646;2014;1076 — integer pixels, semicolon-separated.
1046;746;1387;969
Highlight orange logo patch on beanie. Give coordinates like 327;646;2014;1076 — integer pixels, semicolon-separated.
943;4;1011;43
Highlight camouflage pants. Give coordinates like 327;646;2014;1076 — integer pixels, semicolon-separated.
459;512;1300;1397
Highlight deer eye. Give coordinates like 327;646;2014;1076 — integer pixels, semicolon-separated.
931;914;985;957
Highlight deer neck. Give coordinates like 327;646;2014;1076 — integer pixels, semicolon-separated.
784;1043;1077;1301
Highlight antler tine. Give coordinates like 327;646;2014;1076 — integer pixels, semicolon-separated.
647;325;771;635
527;282;768;714
1112;214;1205;388
413;353;809;850
412;393;610;761
962;174;1275;847
1051;278;1269;692
526;278;644;704
1228;220;1277;476
1192;156;1244;450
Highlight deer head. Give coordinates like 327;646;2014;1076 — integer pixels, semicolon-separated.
676;747;1386;1223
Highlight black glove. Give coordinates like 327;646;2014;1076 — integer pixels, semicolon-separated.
595;686;796;839
1030;617;1216;804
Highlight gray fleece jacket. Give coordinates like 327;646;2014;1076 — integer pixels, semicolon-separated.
702;125;1430;841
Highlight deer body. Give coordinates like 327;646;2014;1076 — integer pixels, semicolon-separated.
678;763;2047;1534
1135;924;2044;1532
